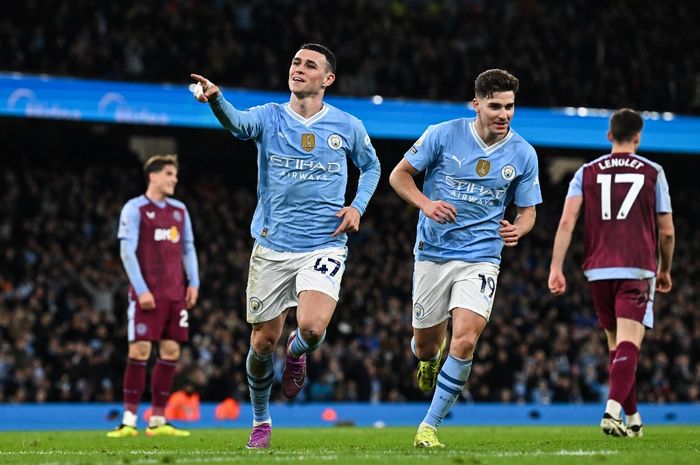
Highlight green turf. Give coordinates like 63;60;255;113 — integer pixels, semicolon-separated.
0;426;698;465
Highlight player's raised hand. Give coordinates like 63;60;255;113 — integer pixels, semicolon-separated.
332;206;361;237
548;269;567;295
499;219;520;247
186;286;199;309
421;200;457;224
656;270;672;293
190;73;220;103
138;291;156;310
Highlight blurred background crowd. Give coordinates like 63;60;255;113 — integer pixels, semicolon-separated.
1;0;699;114
1;0;698;407
1;144;698;406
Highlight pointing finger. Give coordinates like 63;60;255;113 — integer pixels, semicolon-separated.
332;218;349;237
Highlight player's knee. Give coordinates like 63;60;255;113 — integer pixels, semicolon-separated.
128;341;152;360
450;334;477;359
250;332;277;355
414;340;440;361
299;327;324;346
159;343;180;360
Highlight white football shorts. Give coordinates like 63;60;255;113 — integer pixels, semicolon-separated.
246;242;347;324
412;260;500;329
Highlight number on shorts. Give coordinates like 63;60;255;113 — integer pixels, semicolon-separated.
314;258;341;277
179;309;189;328
478;274;496;298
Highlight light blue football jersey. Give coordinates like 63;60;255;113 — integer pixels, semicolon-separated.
405;118;542;264
210;94;380;252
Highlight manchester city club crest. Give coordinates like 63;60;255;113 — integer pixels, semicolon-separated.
413;303;426;321
301;133;316;152
249;297;263;314
327;134;343;150
501;164;516;181
476;159;491;177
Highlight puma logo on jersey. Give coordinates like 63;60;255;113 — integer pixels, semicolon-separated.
450;155;466;168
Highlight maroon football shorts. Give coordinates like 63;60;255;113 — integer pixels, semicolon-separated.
127;294;189;342
588;278;655;330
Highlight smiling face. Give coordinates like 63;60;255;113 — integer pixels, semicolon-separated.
473;91;515;142
149;164;178;198
288;48;335;97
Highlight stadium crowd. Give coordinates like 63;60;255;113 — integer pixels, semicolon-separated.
1;0;698;409
1;155;698;406
1;0;700;114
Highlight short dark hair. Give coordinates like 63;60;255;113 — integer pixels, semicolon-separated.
609;108;643;143
474;69;519;99
300;43;336;73
144;154;178;182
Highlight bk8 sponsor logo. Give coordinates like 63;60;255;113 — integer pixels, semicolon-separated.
154;226;180;243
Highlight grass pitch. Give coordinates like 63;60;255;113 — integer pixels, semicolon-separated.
0;426;698;465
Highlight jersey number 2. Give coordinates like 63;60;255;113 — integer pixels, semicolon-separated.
596;173;644;220
179;309;189;328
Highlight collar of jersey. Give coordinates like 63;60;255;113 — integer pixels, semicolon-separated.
469;120;513;155
143;194;168;209
284;103;330;127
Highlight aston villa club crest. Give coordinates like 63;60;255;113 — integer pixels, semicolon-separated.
301;133;316;152
476;159;491;177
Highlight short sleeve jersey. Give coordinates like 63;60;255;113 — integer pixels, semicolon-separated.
228;102;379;252
405;118;542;264
566;152;672;280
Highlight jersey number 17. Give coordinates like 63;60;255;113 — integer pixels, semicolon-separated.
596;173;644;221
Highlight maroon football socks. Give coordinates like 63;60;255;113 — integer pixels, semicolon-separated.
608;341;640;409
123;358;147;413
151;359;177;416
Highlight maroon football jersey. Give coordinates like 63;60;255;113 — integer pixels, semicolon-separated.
135;201;186;301
580;153;658;273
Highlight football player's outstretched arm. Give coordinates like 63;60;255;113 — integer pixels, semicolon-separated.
190;73;260;138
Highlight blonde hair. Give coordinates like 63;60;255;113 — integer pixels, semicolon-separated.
143;154;179;181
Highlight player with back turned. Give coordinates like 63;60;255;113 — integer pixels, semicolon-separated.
549;108;675;437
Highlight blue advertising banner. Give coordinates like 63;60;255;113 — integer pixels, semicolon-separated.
1;72;699;154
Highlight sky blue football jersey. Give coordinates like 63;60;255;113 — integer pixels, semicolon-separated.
211;94;380;252
405;118;542;264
